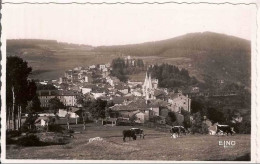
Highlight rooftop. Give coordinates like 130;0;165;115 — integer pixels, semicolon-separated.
37;90;80;96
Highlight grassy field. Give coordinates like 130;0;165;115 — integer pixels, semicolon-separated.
6;124;250;161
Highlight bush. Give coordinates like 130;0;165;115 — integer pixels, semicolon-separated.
46;124;65;133
116;120;133;126
190;112;209;134
236;121;251;134
166;111;177;126
20;125;38;133
6;130;21;138
63;129;74;134
6;137;17;145
17;135;43;147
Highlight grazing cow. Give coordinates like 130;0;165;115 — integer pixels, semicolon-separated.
130;128;145;139
179;126;187;135
170;126;187;138
216;125;235;136
123;130;137;142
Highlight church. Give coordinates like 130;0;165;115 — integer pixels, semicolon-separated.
142;72;158;100
142;72;191;112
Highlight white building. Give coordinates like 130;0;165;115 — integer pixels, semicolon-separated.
82;87;92;94
99;64;106;71
89;65;96;69
168;92;191;113
58;109;79;118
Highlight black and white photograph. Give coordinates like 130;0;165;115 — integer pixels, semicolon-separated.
1;0;259;162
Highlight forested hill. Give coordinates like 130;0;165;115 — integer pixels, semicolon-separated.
6;32;251;87
95;32;251;87
94;32;250;56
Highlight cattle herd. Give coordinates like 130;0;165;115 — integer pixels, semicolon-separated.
122;124;235;142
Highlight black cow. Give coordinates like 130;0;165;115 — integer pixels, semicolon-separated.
123;130;137;142
170;126;186;138
179;126;187;135
130;128;145;139
216;125;235;136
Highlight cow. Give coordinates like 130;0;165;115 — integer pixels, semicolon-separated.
179;126;187;135
216;125;235;136
130;128;145;139
123;129;137;142
170;126;186;138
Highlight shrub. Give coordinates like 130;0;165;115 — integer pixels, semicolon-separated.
46;124;65;133
63;129;74;134
236;121;251;134
166;111;177;126
116;120;133;126
6;137;17;145
20;125;29;133
20;125;38;133
17;135;43;147
6;130;21;138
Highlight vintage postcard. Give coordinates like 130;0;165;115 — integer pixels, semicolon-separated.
1;0;259;163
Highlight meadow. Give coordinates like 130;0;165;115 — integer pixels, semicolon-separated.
6;124;250;161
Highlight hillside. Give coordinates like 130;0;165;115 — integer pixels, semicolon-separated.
7;39;93;52
95;32;251;87
6;32;251;87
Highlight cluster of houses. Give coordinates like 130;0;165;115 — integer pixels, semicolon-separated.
36;56;192;126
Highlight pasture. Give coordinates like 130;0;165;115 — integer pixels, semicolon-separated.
6;124;250;161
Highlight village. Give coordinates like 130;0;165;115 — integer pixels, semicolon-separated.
33;56;193;129
5;55;250;161
4;2;254;161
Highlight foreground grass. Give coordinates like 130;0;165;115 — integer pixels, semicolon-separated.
6;125;250;161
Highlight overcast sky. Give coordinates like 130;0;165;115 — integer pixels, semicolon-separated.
3;3;255;46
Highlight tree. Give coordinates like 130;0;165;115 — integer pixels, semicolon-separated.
129;114;137;123
7;56;35;130
26;96;42;113
89;99;107;120
190;112;209;134
23;113;39;131
191;99;204;114
76;96;85;107
48;97;65;114
206;107;225;124
148;63;196;89
82;112;90;130
181;109;191;129
65;113;71;130
190;112;203;134
166;111;177;126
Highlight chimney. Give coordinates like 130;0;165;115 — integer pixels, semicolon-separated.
39;91;41;96
49;90;51;96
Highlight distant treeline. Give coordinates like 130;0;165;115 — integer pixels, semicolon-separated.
148;63;198;89
110;58;145;82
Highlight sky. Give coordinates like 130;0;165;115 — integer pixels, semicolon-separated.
3;3;255;46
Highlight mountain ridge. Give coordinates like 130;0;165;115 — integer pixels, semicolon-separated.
6;32;251;87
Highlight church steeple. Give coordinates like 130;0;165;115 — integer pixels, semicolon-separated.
142;71;155;100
